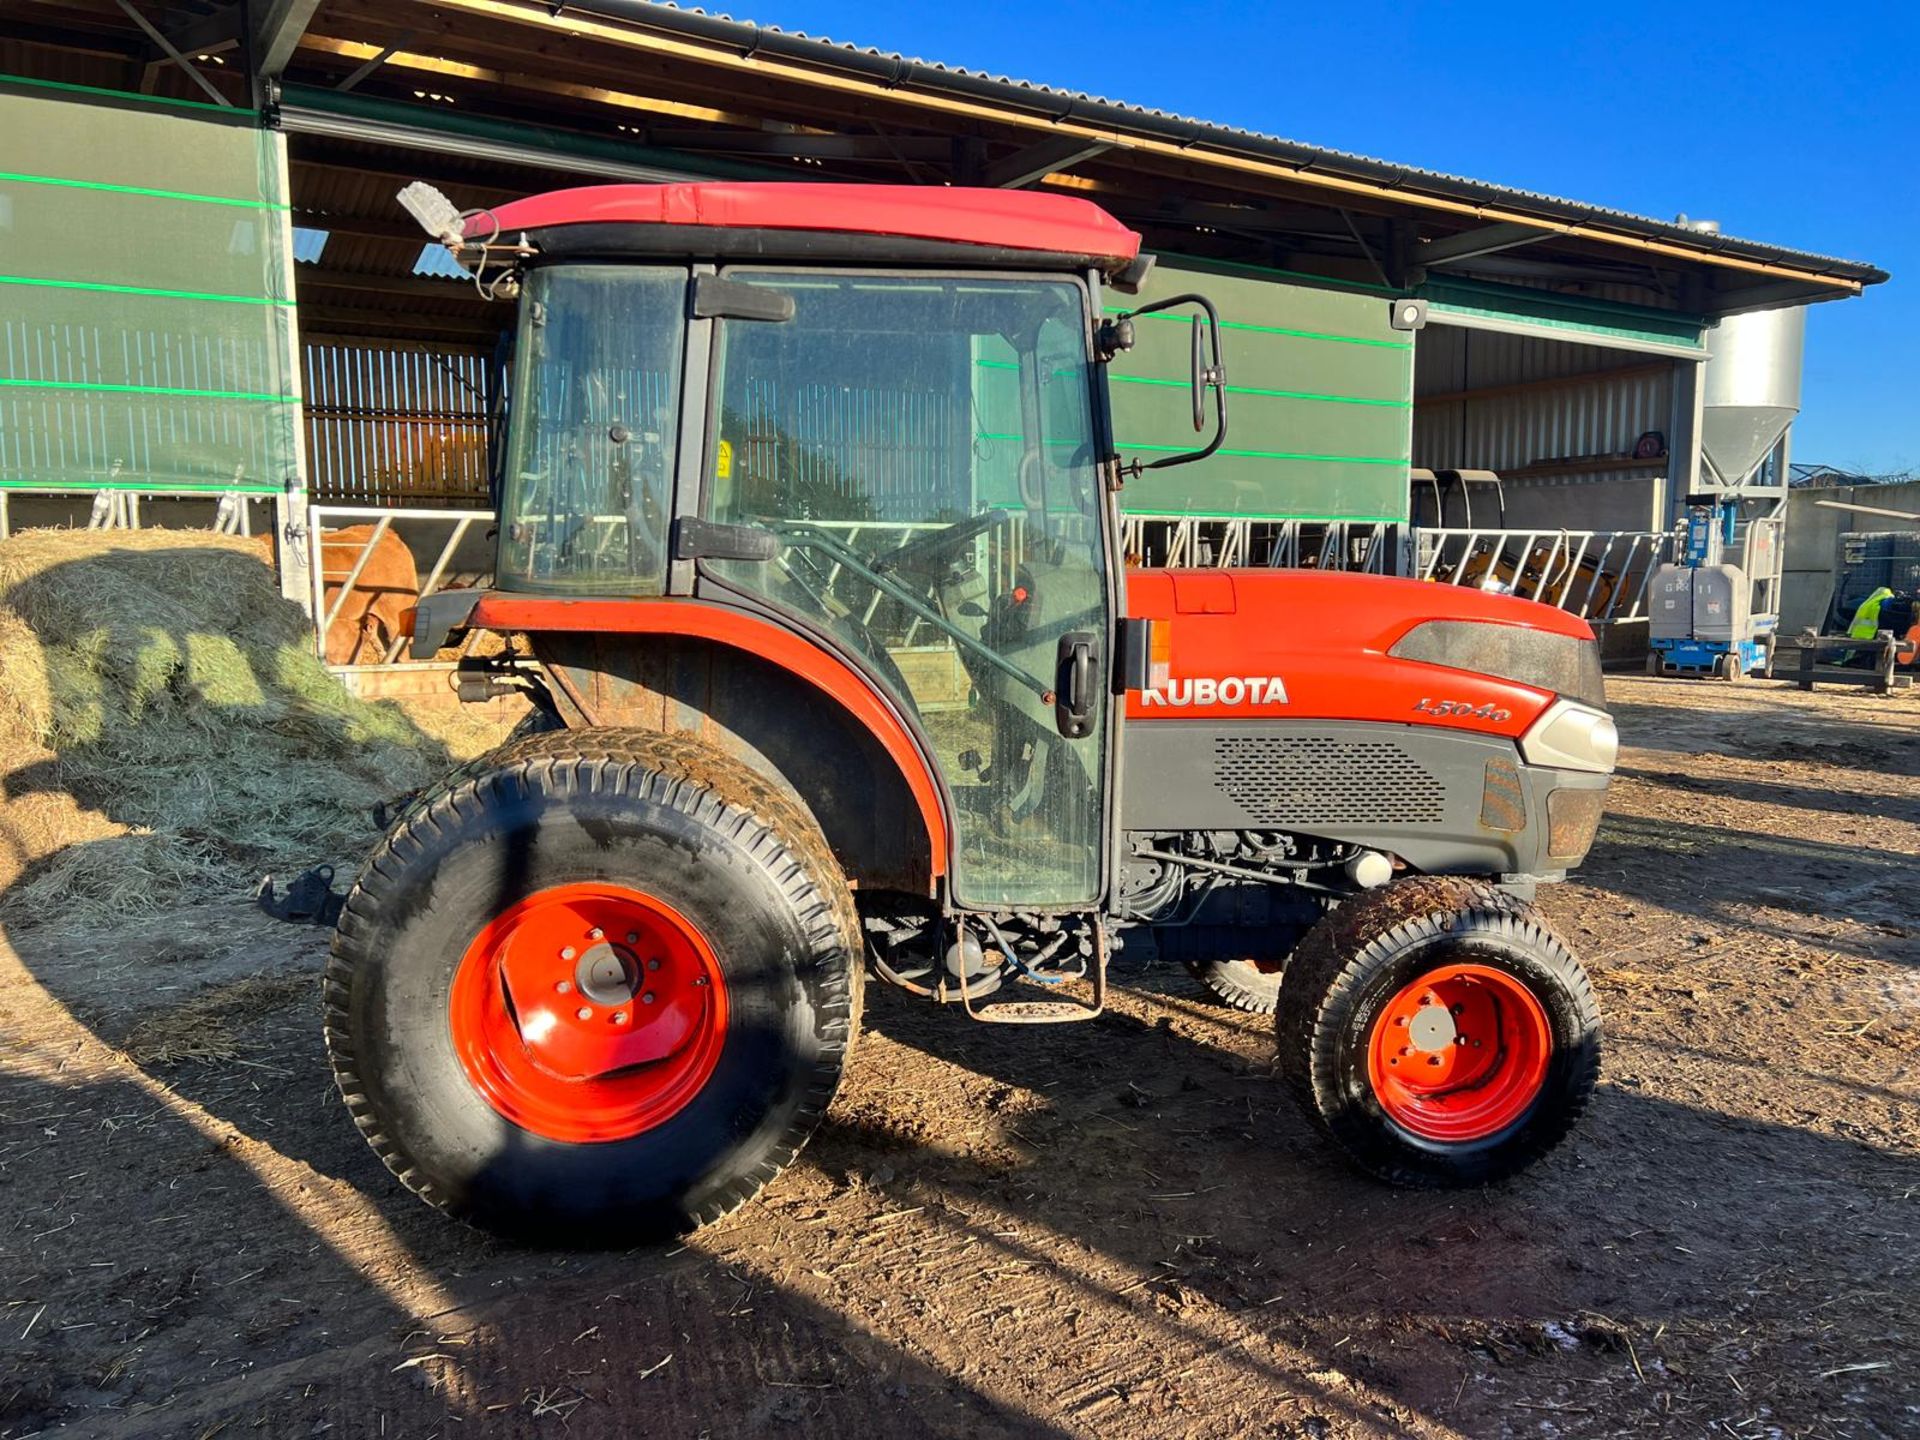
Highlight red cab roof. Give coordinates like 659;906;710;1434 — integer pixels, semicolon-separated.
468;182;1142;271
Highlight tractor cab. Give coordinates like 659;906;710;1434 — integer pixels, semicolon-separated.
411;182;1223;913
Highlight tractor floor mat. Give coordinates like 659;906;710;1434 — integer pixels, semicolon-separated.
257;865;346;927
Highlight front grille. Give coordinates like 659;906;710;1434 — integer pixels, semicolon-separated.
1212;735;1446;826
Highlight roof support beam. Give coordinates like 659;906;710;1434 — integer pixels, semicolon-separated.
254;0;323;77
154;5;244;59
982;136;1112;189
113;0;231;105
334;31;418;92
1418;221;1553;267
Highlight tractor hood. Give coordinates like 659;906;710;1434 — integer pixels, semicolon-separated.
1124;569;1602;738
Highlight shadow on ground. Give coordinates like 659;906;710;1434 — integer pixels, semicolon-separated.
1;555;1915;1437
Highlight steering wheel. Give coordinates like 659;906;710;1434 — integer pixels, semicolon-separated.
871;510;1008;577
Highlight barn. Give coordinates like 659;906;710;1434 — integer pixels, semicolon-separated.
0;0;1888;675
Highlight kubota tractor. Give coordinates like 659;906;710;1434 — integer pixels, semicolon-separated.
328;182;1616;1242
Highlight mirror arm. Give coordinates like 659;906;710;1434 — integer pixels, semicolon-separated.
1112;294;1229;474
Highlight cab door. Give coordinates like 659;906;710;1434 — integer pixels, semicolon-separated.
695;270;1116;910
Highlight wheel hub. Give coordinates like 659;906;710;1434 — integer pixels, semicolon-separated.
448;883;729;1143
575;943;638;1006
1367;963;1552;1143
1406;1001;1457;1053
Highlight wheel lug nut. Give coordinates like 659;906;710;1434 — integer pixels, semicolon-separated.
575;1007;592;1021
1393;1016;1407;1027
647;958;660;972
561;946;576;961
642;992;655;1005
588;928;604;941
556;980;573;994
1427;1055;1442;1066
626;932;639;944
612;1011;628;1025
694;976;709;987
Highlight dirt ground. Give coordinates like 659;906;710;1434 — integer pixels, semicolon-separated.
1;673;1916;1439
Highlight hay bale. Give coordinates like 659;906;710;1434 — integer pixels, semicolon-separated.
0;529;458;927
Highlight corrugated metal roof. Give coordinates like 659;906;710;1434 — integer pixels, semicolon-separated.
578;1;1885;286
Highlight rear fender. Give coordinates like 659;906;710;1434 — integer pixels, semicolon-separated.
468;596;947;895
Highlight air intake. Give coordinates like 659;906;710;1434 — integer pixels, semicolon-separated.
1213;736;1445;826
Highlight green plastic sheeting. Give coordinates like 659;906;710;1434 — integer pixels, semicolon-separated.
1108;259;1413;523
0;85;300;495
1418;276;1706;353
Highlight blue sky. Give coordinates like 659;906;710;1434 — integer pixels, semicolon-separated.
733;0;1915;474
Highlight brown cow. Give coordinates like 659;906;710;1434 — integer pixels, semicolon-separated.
256;525;421;666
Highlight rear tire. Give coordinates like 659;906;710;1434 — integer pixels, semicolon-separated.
1276;877;1599;1188
325;728;861;1244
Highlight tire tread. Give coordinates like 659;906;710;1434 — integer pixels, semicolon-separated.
324;726;863;1237
1275;876;1599;1188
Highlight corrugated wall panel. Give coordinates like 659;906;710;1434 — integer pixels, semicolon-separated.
1415;324;1673;463
1414;326;1666;395
1414;367;1671;473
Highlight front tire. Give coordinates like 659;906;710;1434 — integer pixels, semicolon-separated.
325;729;861;1244
1276;877;1599;1188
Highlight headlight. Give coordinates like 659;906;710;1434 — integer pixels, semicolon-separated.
1389;620;1605;707
1520;698;1618;774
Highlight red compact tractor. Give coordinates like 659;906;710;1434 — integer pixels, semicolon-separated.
329;183;1616;1241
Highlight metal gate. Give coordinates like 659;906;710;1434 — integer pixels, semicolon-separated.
1412;527;1672;626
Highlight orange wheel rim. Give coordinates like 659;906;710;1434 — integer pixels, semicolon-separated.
1367;963;1551;1142
449;883;728;1143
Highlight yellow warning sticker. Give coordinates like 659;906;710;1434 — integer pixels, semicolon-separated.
715;439;733;480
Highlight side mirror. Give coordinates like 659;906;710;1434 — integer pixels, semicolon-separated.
1190;314;1213;431
1111;293;1227;472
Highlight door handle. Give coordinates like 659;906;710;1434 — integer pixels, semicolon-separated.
1055;632;1097;738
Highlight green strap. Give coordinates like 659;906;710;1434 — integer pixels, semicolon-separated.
0;72;254;117
0;274;293;307
0;478;282;495
1108;373;1409;407
0;169;286;210
0;377;298;404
